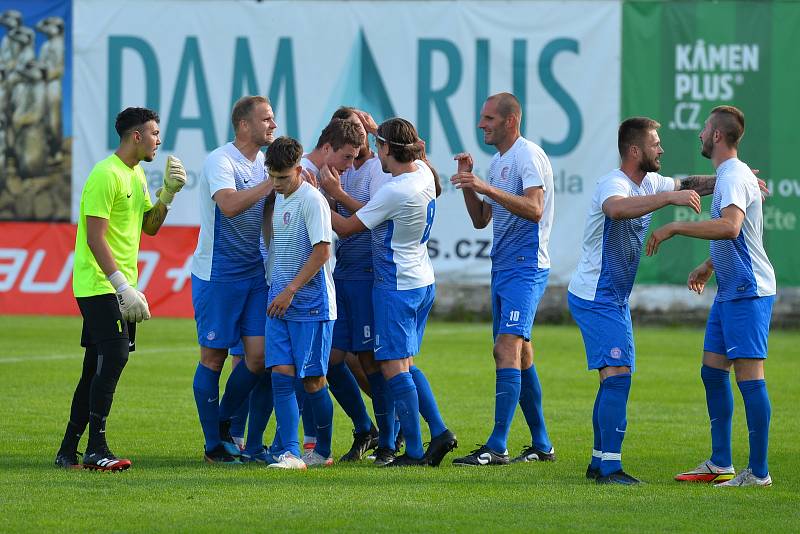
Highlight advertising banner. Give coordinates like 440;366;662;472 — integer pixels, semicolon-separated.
0;222;197;317
0;0;72;221
72;0;621;284
623;1;800;285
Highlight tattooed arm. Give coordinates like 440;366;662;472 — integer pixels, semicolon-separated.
675;175;716;196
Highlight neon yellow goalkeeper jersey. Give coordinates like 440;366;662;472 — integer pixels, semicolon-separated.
73;154;152;297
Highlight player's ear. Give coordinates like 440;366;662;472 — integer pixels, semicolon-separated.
294;164;302;177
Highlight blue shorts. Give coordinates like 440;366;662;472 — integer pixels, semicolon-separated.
568;292;635;372
492;267;549;341
332;279;374;352
372;284;435;361
704;296;774;359
191;275;267;349
265;318;334;378
229;341;244;357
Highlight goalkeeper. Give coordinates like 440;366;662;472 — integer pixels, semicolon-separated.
55;107;187;471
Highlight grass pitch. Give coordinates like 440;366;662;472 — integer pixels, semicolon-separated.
1;316;798;532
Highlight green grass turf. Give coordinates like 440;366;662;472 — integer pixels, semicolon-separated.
1;316;798;532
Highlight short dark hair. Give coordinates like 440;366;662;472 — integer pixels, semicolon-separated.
487;92;522;121
330;106;357;121
265;136;303;171
618;117;660;157
709;105;745;148
376;117;419;163
315;118;364;151
231;95;270;133
115;107;159;138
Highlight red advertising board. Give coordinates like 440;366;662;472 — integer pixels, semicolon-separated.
0;223;198;317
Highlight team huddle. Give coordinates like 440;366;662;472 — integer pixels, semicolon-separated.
55;93;775;486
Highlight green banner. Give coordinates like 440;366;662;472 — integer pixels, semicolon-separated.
622;0;800;286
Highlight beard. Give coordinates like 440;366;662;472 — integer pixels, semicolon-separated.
639;154;660;173
700;137;713;159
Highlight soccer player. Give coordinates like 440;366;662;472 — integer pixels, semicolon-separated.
264;136;336;470
190;96;276;464
646;106;775;487
55;107;187;470
449;92;556;466
567;116;712;485
330;117;456;467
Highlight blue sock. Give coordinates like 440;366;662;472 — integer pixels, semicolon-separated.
192;363;222;451
230;381;250;440
244;372;273;454
486;368;522;453
701;365;733;467
307;385;334;458
590;381;604;470
218;362;260;421
598;373;631;477
387;373;423;459
409;366;447;438
367;372;395;449
519;365;552;452
738;379;771;478
271;373;300;457
327;362;373;433
296;379;317;442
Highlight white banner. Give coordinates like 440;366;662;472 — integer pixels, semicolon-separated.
73;0;621;284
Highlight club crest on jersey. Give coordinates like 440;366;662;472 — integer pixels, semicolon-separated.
501;167;509;180
283;212;291;225
610;347;622;359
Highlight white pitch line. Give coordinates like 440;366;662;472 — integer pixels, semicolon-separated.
0;346;197;364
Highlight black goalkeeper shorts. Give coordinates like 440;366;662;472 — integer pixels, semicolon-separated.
76;294;137;352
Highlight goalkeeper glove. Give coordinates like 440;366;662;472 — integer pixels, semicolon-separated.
158;155;187;206
108;271;151;323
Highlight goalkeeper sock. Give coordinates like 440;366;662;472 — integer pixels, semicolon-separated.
193;363;222;451
327;361;372;434
307;385;334;459
738;379;771;479
598;373;631;477
701;365;733;468
519;364;552;452
61;346;99;451
87;339;129;453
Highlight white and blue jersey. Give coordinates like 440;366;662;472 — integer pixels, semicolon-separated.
356;160;436;291
269;181;336;321
334;157;382;281
487;137;554;271
568;169;675;305
192;143;266;282
709;158;776;302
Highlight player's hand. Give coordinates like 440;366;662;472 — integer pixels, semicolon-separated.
318;164;343;196
687;261;714;295
354;110;378;134
669;190;701;213
749;170;770;200
267;288;295;318
645;223;675;256
454;153;474;173
159;155;187;206
450;171;486;194
301;168;317;188
108;271;151;323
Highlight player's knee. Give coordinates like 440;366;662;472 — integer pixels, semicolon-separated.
303;376;326;393
199;347;227;372
329;349;346;366
493;336;522;367
244;356;265;374
732;358;765;381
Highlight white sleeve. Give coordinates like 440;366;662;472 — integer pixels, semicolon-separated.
521;149;548;190
303;191;333;246
653;173;676;193
718;176;749;213
356;184;398;230
204;153;236;198
597;176;631;205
